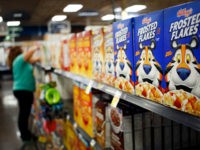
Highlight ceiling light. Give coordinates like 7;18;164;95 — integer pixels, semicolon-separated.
7;21;20;26
125;5;147;13
101;14;114;21
51;15;67;22
13;13;22;18
114;7;122;13
63;4;83;12
78;11;99;17
0;16;3;22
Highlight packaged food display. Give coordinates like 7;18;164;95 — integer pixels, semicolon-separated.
164;1;200;116
134;10;164;103
82;30;92;78
103;25;115;86
108;106;133;150
113;19;134;94
92;28;105;81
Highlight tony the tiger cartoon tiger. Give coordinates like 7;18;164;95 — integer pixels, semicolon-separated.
115;44;134;93
104;45;115;84
93;47;103;80
136;40;163;87
165;36;200;98
135;40;163;103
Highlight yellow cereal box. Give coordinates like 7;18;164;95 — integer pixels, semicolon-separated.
82;30;92;78
68;34;77;73
73;82;81;126
77;32;84;76
79;83;94;138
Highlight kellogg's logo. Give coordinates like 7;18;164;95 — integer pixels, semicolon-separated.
177;8;193;17
117;23;124;29
142;17;151;25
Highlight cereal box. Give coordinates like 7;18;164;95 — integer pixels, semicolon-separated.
164;1;200;116
77;32;84;76
113;18;135;94
82;30;92;78
103;25;115;86
79;83;94;138
73;82;81;126
60;37;70;71
92;28;105;81
94;98;110;149
64;120;79;150
68;34;77;73
134;10;164;103
108;105;133;150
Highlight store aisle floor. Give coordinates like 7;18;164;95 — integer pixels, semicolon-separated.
0;79;22;150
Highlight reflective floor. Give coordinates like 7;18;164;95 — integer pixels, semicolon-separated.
0;79;22;150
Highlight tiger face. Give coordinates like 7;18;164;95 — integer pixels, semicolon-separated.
136;40;162;87
115;44;132;81
165;36;200;97
105;46;115;76
93;47;103;74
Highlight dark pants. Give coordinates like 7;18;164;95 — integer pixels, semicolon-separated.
13;90;34;141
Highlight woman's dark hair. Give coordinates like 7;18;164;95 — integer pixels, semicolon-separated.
7;46;23;69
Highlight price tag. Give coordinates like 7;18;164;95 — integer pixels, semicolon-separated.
97;83;104;90
111;91;122;107
66;115;70;120
45;74;50;83
73;122;78;129
85;80;94;94
90;139;96;147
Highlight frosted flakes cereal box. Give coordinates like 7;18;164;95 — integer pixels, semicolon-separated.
164;1;200;116
92;28;105;81
68;34;77;73
82;30;92;78
77;32;84;76
134;10;164;104
113;19;134;94
103;25;115;86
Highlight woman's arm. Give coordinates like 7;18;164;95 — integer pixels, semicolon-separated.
23;46;40;64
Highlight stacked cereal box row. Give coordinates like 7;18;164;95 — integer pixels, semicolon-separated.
43;1;200;117
73;85;133;150
134;1;200;117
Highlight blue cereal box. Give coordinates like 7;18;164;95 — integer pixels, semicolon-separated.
103;25;115;86
164;1;200;116
134;10;164;104
113;19;134;94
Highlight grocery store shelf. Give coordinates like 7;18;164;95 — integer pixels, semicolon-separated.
35;64;200;132
34;63;52;72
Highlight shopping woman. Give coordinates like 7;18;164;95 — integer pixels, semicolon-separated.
7;46;40;144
